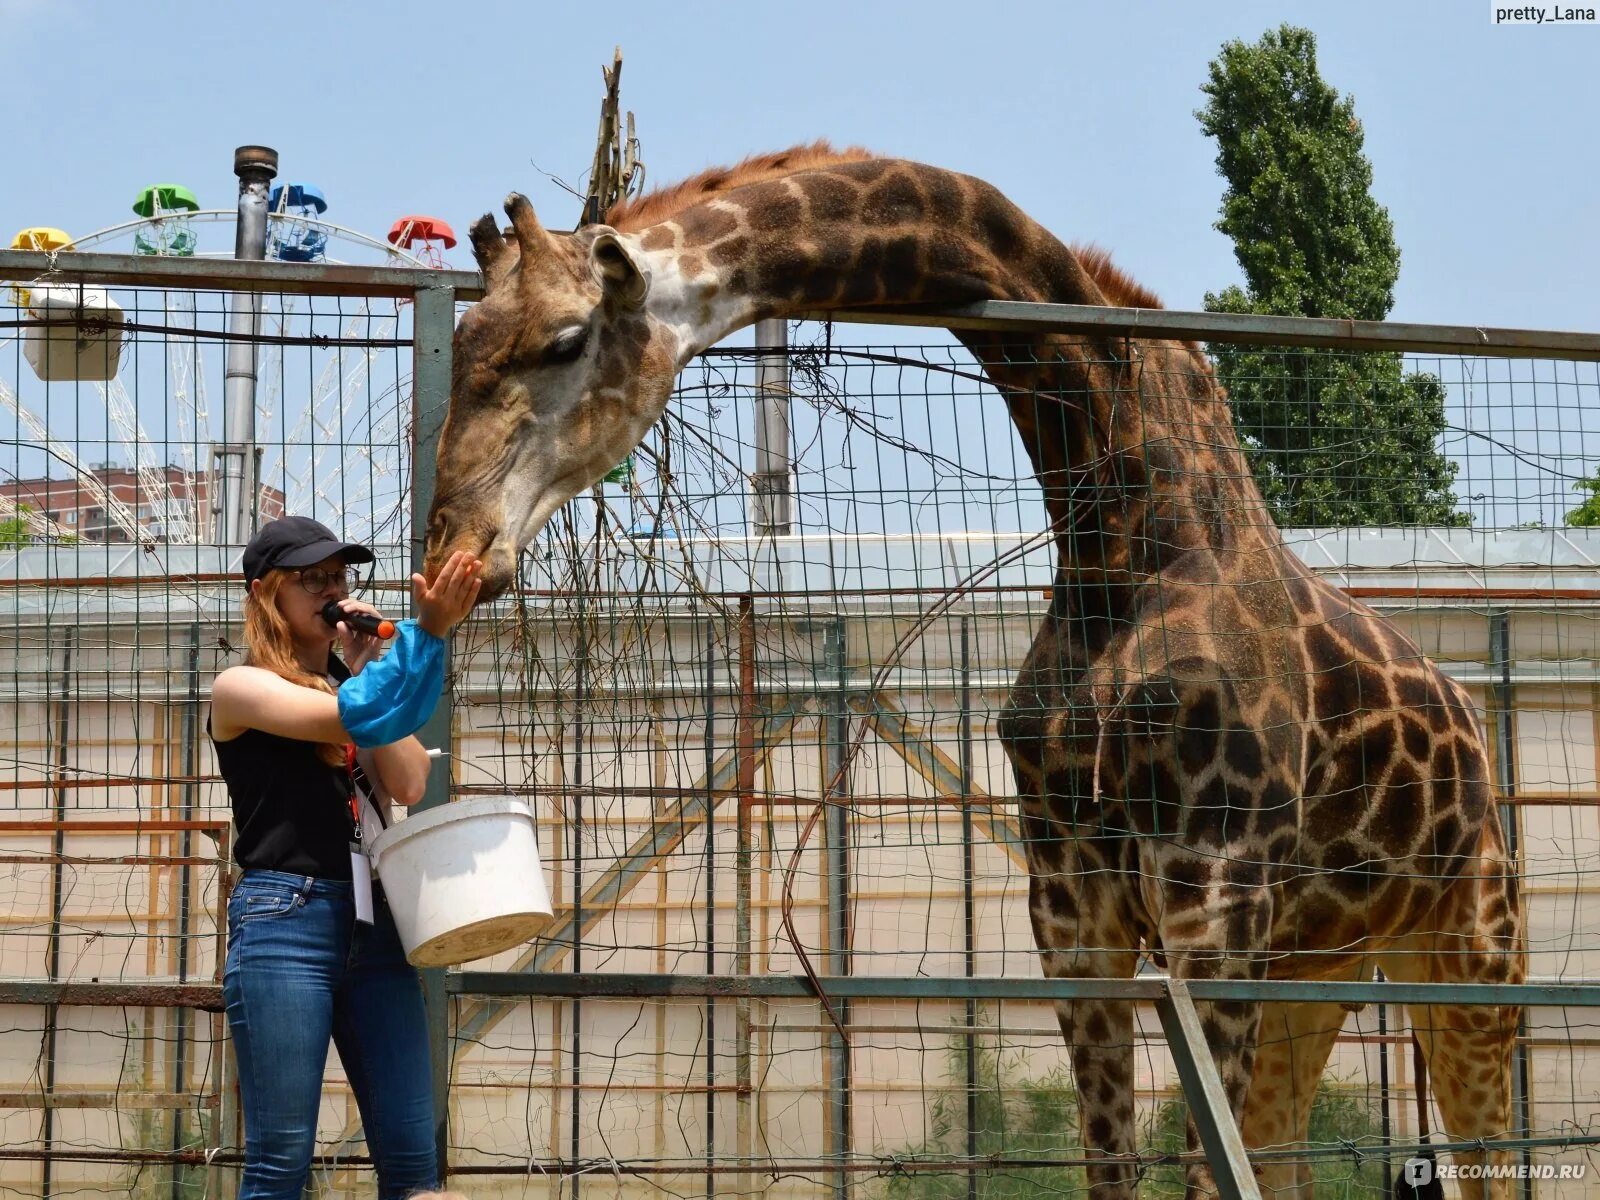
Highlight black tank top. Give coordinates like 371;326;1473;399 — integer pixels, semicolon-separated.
209;656;354;880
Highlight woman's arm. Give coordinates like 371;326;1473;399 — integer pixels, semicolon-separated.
211;665;348;743
212;667;431;804
367;738;431;807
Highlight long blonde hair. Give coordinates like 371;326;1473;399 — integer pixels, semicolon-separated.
242;569;346;768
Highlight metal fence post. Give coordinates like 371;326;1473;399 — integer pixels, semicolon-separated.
703;618;718;1197
570;589;588;1200
823;617;852;1198
1490;610;1535;1199
173;622;202;1200
40;627;75;1200
736;596;756;1189
410;283;456;1185
959;616;977;1200
1377;973;1393;1200
1152;978;1263;1200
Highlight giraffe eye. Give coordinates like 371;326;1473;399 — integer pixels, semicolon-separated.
543;326;589;366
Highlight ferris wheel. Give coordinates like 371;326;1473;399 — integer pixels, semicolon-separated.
2;177;457;547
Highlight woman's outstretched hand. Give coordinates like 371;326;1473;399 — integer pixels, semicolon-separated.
413;551;483;638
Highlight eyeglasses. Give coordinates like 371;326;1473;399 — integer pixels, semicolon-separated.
296;566;361;595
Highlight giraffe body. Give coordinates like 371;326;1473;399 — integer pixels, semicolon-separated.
425;148;1524;1197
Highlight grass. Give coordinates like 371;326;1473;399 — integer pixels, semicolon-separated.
878;1012;1389;1199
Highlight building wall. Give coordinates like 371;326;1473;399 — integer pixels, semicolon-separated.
0;466;284;542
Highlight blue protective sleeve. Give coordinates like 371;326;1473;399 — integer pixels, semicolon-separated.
336;620;446;749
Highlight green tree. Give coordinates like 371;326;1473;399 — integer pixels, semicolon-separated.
1199;24;1466;527
1568;473;1600;526
0;504;35;548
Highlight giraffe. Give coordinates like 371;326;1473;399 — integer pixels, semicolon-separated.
423;145;1524;1198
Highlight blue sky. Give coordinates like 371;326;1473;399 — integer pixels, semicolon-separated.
4;0;1597;332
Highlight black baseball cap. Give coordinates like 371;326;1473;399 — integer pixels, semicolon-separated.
242;516;376;585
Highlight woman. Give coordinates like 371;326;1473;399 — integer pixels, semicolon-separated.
209;515;481;1199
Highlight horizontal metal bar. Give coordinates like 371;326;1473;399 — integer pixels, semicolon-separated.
6;252;1599;359
3;576;1595;607
1182;978;1600;1008
804;299;1600;361
0;1146;366;1167
0;854;219;868
0;981;223;1010
448;972;1161;1001
445;972;1600;1006
4;1137;1596;1176
446;1130;1600;1176
1247;1132;1600;1164
0;818;228;832
0;1090;218;1110
0;249;483;300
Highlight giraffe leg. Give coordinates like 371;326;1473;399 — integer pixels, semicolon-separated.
1386;824;1523;1200
1026;856;1141;1199
1393;983;1519;1200
1151;849;1274;1200
1239;1000;1346;1200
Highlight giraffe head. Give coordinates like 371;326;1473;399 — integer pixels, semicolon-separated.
424;144;879;599
423;195;679;600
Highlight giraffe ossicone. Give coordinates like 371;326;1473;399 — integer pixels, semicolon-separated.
425;145;1523;1199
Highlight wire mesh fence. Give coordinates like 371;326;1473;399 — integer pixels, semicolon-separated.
0;253;1598;1198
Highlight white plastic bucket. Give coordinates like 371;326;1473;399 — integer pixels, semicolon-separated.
369;797;554;967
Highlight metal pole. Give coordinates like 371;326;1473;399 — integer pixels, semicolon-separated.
410;284;457;1186
1376;972;1388;1200
736;597;756;1187
40;628;74;1199
960;617;977;1200
823;618;852;1198
752;318;792;537
171;623;201;1200
1490;610;1535;1200
1153;980;1263;1200
570;590;588;1200
703;619;718;1198
1376;975;1393;1200
216;145;276;544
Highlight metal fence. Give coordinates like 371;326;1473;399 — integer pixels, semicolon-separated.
1;249;1599;1199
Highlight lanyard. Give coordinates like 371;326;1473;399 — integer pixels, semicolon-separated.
344;744;388;845
343;744;380;924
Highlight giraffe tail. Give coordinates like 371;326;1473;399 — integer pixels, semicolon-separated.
1393;1034;1446;1200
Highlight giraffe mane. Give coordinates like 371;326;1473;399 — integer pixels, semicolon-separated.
603;140;875;232
1070;244;1165;311
607;149;1169;314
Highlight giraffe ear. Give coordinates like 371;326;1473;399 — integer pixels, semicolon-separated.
469;214;511;282
589;231;649;308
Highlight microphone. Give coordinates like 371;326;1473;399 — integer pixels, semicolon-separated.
321;600;396;640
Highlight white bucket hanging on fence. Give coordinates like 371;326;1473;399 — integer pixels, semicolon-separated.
23;284;126;382
368;797;554;967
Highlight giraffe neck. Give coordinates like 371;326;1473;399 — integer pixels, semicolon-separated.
635;158;1281;616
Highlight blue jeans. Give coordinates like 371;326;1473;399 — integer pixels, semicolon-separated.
223;870;438;1199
